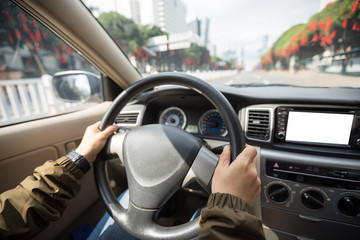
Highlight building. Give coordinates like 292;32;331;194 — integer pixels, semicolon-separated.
139;0;188;34
199;18;210;48
187;18;210;48
112;0;141;24
147;31;201;52
222;49;238;64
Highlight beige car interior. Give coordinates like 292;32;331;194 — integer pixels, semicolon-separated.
0;1;276;239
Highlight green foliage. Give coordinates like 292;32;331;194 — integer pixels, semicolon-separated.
262;0;360;69
98;12;168;53
272;24;306;51
139;25;167;43
309;0;358;26
98;11;143;50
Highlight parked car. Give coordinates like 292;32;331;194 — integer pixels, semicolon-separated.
0;0;359;239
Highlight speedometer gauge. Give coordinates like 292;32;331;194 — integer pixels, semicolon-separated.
199;109;228;137
159;107;187;129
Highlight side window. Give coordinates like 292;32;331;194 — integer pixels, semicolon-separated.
0;1;103;127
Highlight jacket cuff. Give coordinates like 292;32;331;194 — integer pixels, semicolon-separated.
55;156;84;180
206;193;249;212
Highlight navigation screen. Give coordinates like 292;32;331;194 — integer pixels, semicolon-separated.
286;112;354;145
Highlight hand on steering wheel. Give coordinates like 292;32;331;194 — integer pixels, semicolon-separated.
94;72;245;240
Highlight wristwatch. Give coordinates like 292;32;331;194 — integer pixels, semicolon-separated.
66;151;91;173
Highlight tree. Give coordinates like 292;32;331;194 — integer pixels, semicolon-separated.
261;0;360;70
139;25;167;42
98;12;143;53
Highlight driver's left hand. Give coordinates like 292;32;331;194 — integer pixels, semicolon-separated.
75;121;118;163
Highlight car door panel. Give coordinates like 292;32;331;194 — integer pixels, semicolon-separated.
0;101;111;239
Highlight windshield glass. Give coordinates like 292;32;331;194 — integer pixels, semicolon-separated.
82;0;360;88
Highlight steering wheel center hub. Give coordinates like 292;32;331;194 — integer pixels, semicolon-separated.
123;124;202;209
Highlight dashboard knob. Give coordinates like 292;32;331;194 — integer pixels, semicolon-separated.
356;138;360;145
301;190;324;210
338;196;360;217
267;184;289;202
277;131;285;140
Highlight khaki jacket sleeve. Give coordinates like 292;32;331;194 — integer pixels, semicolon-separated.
198;193;265;240
0;156;84;240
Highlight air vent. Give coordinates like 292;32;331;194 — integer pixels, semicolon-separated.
246;110;270;140
116;112;139;125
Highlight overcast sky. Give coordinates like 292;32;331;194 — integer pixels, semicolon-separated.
83;0;323;70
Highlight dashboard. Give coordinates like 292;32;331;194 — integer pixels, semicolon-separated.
115;84;360;239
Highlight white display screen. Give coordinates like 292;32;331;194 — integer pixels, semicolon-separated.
285;112;354;145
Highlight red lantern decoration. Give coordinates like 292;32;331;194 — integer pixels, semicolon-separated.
14;28;21;40
5;11;13;22
22;22;29;32
300;37;308;46
34;30;42;42
353;22;358;30
27;32;35;42
60;52;67;64
351;0;360;12
312;34;318;42
7;33;14;44
343;18;348;29
19;12;27;22
319;19;325;30
326;35;332;44
31;18;38;28
330;30;336;39
320;38;326;47
308;20;317;31
325;16;332;32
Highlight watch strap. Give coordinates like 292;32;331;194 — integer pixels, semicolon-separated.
66;151;91;173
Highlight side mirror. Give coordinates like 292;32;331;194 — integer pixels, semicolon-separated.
52;71;102;102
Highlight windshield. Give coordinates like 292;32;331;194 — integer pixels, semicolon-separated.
82;0;360;88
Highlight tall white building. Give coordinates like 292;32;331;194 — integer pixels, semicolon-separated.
139;0;188;34
199;18;210;48
113;0;141;24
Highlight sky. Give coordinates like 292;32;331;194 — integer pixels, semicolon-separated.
83;0;324;70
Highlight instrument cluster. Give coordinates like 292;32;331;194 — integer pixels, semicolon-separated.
158;106;228;138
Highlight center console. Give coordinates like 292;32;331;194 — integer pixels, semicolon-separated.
261;149;360;239
257;105;360;239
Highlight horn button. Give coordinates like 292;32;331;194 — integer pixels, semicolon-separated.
123;124;202;209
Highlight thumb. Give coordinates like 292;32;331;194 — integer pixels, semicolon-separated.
218;145;231;168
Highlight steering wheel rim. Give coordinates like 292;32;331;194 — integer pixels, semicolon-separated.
94;72;245;240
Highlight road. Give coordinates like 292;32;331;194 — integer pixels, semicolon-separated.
210;71;360;88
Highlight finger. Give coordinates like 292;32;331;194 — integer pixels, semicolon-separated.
218;145;231;168
234;146;257;166
101;124;119;137
252;154;258;167
94;121;101;128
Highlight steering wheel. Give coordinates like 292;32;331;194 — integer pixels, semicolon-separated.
94;72;245;240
